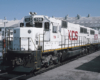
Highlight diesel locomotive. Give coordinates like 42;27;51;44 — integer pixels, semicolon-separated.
0;12;100;73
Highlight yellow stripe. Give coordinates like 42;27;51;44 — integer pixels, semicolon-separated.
34;62;37;63
42;43;100;53
92;43;100;45
36;68;40;70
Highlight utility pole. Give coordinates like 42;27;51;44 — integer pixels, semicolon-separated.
3;17;8;55
4;17;8;39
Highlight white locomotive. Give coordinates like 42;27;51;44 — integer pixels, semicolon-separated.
13;13;100;51
0;12;100;73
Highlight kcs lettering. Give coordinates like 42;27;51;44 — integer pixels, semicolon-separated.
68;30;78;40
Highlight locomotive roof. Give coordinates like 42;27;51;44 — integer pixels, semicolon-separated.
57;16;100;28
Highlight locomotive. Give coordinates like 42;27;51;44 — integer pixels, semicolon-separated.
0;12;100;73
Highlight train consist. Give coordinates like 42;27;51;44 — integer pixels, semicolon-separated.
0;12;100;73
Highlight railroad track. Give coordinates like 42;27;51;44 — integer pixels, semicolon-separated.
0;50;98;80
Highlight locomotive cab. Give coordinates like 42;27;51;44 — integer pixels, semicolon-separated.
12;15;50;51
4;14;52;70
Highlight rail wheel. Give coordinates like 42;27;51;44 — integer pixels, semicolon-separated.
84;48;88;55
46;61;50;67
58;52;62;62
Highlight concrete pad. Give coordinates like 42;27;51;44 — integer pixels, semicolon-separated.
28;51;100;80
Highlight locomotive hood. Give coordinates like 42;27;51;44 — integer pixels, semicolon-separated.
13;27;43;51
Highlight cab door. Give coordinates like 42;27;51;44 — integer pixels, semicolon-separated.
52;23;59;42
44;22;50;41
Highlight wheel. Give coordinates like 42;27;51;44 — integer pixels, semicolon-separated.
58;52;62;62
80;50;83;56
49;58;53;65
54;57;59;64
84;48;87;55
46;61;50;67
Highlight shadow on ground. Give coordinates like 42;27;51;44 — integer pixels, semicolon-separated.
76;55;100;73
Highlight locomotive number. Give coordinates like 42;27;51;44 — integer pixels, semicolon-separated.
54;36;56;39
94;34;98;40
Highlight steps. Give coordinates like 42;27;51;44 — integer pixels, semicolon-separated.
0;40;3;59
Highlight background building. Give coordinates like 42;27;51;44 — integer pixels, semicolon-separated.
0;19;20;58
64;14;100;31
0;19;20;40
57;14;100;32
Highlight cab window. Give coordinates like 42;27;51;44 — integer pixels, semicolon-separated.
62;21;67;28
44;22;49;31
35;22;42;28
90;30;95;35
53;26;57;33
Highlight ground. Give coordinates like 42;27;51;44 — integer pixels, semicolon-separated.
28;50;100;80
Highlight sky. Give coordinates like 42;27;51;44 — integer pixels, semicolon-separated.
0;0;100;20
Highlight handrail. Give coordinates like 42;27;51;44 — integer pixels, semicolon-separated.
38;34;41;47
30;37;37;50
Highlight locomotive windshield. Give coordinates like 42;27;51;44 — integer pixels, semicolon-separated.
25;18;32;22
24;17;33;27
25;18;30;22
24;17;44;28
34;18;43;22
35;22;42;28
34;17;43;28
